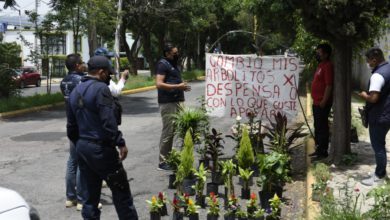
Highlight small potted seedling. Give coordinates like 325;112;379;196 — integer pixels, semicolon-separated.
206;192;220;220
157;192;168;216
246;193;258;217
193;163;207;208
239;167;253;199
224;194;239;220
146;196;163;220
186;198;200;220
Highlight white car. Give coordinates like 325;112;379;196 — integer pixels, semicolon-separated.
0;187;39;220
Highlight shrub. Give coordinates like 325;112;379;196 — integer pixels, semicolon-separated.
0;67;19;98
237;127;255;170
175;129;195;185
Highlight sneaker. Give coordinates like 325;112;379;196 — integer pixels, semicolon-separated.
311;152;328;161
102;180;108;188
361;173;385;186
65;200;77;208
157;162;172;171
76;203;102;211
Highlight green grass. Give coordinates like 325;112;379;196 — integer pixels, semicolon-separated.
0;92;64;113
182;69;205;81
123;75;155;90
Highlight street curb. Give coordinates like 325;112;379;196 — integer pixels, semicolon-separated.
0;76;205;119
305;86;320;219
0;102;65;119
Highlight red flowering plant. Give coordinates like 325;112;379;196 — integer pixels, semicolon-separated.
157;192;168;216
186;198;200;215
247;193;259;217
225;194;239;216
206;192;220;216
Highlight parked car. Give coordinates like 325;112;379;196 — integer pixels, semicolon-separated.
0;187;40;220
13;67;41;89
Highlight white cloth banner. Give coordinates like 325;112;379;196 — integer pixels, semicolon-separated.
205;53;302;121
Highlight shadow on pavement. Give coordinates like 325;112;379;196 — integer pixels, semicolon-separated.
119;96;159;115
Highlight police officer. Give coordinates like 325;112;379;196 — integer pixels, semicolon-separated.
67;56;138;219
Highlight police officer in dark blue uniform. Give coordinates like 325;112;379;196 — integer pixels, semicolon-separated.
60;53;85;208
67;56;138;220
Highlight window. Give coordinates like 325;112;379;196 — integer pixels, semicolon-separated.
41;34;66;55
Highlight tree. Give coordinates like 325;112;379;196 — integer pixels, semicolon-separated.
0;0;16;9
289;0;390;163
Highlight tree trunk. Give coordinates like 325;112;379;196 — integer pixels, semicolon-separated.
87;4;97;57
330;43;352;164
142;31;155;76
121;24;139;75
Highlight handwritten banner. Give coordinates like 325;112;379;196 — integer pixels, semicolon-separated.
205;53;302;121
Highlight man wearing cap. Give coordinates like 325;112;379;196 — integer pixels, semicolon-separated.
94;47;129;97
67;56;138;219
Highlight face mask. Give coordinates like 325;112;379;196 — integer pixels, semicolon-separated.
315;54;321;62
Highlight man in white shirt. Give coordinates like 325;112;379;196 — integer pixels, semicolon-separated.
94;47;129;97
359;47;390;186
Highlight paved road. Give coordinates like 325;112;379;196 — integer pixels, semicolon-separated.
0;81;235;220
20;84;61;97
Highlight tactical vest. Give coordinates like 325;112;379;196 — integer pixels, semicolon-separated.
157;58;184;103
366;62;390;125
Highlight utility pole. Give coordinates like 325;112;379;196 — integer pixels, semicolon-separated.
114;0;123;76
34;0;39;71
18;9;24;66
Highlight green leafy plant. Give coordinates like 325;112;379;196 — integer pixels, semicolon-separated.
0;67;20;98
317;179;363;220
264;112;307;154
175;130;195;188
225;194;239;216
226;116;243;150
268;194;282;219
364;181;390;219
163;148;181;173
237;127;255;170
257;152;291;191
221;159;236;197
207;192;220;216
192;163;207;196
146;195;163;213
205;128;225;173
253;208;265;218
235;209;248;218
172;105;209;142
311;163;331;194
239;167;254;190
186;198;200;215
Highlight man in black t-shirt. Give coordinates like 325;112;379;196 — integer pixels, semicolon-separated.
155;43;191;171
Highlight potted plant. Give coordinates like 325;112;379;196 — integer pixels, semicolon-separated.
146;196;163;220
207;192;220;220
226;116;243;151
237;128;255;185
164;149;181;189
247;193;259;217
221;159;236;203
175;130;196;195
206;128;225;184
193;163;207;208
251;208;265;220
257;152;290;209
157;192;168;216
172;105;209;143
172;193;184;220
265;194;281;220
239;167;254;199
186;198;200;220
235;209;248;220
224;194;239;220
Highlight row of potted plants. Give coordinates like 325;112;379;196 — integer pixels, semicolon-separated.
147;191;282;220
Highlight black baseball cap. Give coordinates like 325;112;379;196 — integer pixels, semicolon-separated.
87;56;116;75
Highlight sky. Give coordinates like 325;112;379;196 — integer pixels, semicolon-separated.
0;0;51;18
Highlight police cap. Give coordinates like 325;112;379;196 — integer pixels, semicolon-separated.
88;56;116;75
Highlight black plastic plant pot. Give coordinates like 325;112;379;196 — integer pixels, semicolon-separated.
159;203;168;216
183;178;196;196
224;214;235;220
172;211;184;220
237;217;248;220
196;194;206;208
259;190;272;210
168;174;176;189
189;213;200;220
150;212;161;220
247;206;257;216
207;214;220;220
212;171;224;185
241;187;250;200
251;164;260;177
207;182;219;195
249;217;265;220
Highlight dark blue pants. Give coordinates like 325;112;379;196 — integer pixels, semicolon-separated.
76;139;138;220
313;104;332;154
369;122;390;178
